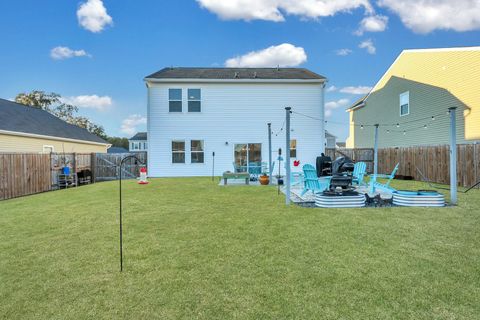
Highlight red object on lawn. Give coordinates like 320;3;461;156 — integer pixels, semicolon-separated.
138;167;149;184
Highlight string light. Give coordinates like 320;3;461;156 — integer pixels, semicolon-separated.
290;110;448;135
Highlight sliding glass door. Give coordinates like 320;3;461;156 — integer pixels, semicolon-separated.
234;143;262;173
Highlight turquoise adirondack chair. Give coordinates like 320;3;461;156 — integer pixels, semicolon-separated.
369;163;399;193
301;164;330;196
352;162;367;185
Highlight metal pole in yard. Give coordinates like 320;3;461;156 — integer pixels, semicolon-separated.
268;123;272;181
119;161;123;272
285;107;291;205
449;107;457;205
370;124;379;194
118;155;145;272
212;151;215;181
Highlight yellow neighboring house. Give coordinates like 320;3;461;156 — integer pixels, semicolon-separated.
0;98;110;153
346;47;480;148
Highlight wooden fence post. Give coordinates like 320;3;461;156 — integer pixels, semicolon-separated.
91;153;96;183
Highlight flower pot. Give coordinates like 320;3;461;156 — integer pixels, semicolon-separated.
259;175;270;185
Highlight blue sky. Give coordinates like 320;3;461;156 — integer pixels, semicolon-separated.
1;0;479;140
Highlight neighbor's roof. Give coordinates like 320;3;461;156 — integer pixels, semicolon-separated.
108;146;129;153
129;132;147;140
0;98;108;144
346;95;368;112
145;67;326;81
325;130;337;138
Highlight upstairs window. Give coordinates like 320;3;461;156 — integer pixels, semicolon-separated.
172;141;185;163
169;89;182;112
188;89;201;112
191;140;204;163
290;139;297;158
400;91;409;116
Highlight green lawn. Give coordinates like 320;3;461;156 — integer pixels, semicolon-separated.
1;178;479;319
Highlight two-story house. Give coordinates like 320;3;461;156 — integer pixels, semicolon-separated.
144;67;326;177
346;47;480;148
128;132;147;152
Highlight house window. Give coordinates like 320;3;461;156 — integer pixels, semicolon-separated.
188;89;201;112
290;139;297;158
169;89;182;112
191;140;204;163
172;141;185;163
400;91;409;116
144;142;147;150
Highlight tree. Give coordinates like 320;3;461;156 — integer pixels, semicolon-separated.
107;137;129;149
15;91;107;139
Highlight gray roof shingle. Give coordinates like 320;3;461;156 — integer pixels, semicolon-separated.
0;98;108;144
129;132;147;140
145;67;326;80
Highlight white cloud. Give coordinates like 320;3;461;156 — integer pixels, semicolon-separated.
61;95;113;111
197;0;373;21
77;0;113;33
335;48;353;56
326;85;338;92
359;39;376;54
225;43;307;67
339;86;372;95
325;98;350;117
355;15;388;35
50;46;91;60
379;0;480;33
120;114;147;136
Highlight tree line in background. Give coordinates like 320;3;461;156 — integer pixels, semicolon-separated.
15;90;129;149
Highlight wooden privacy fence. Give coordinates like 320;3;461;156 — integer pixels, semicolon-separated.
325;148;374;173
94;152;147;181
0;152;147;200
376;144;480;188
0;154;51;200
327;145;480;188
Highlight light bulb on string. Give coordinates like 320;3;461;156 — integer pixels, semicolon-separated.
403;130;406;135
360;125;364;130
386;129;390;134
396;123;400;128
431;116;435;121
423;124;427;129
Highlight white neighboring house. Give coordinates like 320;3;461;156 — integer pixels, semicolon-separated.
145;67;326;177
325;131;337;148
128;132;147;152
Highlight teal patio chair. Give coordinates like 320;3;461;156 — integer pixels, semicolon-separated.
369;163;399;193
352;162;367;185
301;164;330;196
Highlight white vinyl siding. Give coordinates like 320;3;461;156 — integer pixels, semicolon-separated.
148;82;325;177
